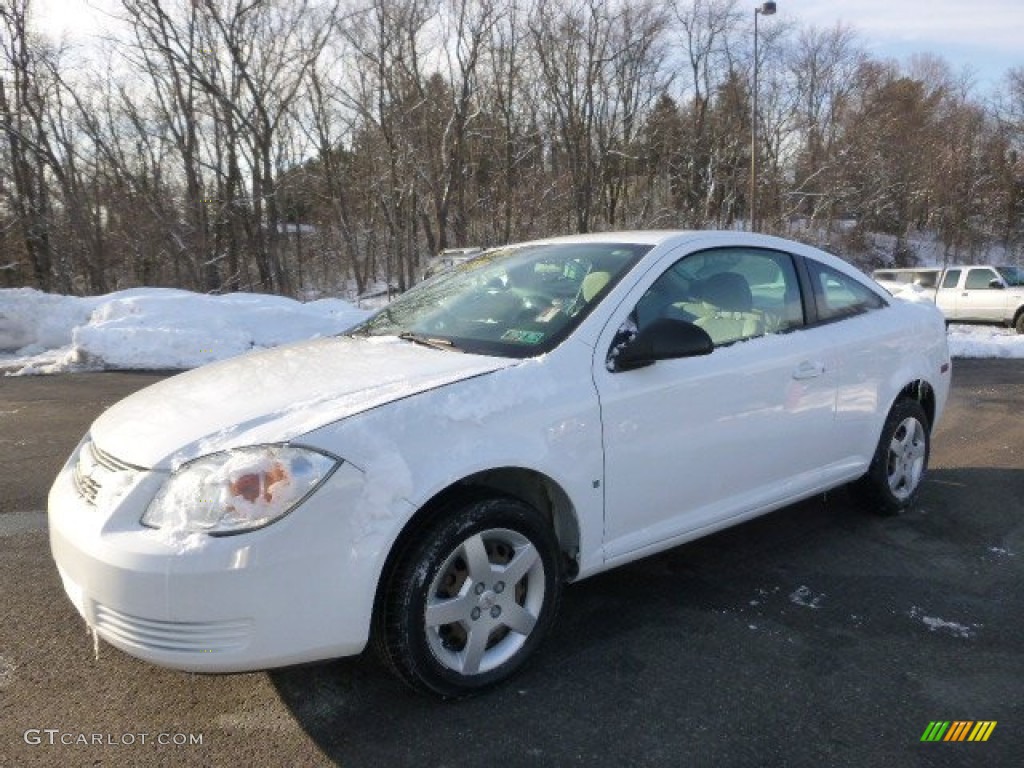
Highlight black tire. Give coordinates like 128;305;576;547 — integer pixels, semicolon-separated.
375;494;562;698
852;398;931;516
1014;312;1024;335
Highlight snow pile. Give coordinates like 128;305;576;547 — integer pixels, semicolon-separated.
887;283;935;304
788;585;825;609
946;324;1024;359
909;606;978;639
1;287;369;375
0;286;106;352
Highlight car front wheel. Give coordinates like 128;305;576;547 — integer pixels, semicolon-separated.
375;494;562;698
853;398;931;515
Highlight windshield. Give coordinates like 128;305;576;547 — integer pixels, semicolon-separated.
996;266;1024;286
352;242;650;357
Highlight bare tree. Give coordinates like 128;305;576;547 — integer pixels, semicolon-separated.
1;0;59;290
338;0;439;291
993;68;1024;256
528;0;612;233
479;0;549;242
3;0;1020;297
669;0;745;224
784;23;864;230
595;1;669;227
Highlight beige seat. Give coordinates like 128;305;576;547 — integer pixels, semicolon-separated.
581;271;611;302
691;272;764;345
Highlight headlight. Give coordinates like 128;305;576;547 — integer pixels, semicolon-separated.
142;445;339;535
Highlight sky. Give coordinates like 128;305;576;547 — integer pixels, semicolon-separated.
794;0;1023;88
33;0;1022;90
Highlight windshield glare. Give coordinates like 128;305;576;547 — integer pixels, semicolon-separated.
353;242;650;357
996;266;1024;286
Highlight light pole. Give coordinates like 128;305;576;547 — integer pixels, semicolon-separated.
750;1;776;232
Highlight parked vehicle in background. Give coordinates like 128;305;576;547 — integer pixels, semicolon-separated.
423;247;486;280
50;231;951;698
874;265;1024;333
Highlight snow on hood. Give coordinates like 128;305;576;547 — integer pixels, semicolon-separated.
89;335;515;468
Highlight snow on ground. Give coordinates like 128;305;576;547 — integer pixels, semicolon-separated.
887;284;1024;358
908;606;978;639
947;324;1024;358
0;287;369;375
1;285;1022;375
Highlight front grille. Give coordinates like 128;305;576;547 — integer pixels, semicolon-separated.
93;604;252;654
73;463;101;504
73;440;143;505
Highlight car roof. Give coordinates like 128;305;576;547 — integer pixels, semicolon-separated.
498;230;876;286
508;230;838;254
536;230;889;298
516;230;702;247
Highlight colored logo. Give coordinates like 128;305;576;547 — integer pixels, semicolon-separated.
921;721;996;742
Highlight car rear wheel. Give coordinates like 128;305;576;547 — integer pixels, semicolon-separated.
852;398;930;515
375;494;562;698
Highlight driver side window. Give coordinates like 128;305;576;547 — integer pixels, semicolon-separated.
635;248;804;346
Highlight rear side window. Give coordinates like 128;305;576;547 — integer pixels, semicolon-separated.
807;261;885;322
942;269;961;289
873;269;939;286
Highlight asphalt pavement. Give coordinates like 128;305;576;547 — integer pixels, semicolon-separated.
1;361;1021;766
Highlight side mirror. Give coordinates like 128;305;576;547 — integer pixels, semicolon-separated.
989;278;1006;290
612;318;714;372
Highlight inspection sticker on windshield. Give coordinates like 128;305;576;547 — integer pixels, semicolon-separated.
501;329;545;344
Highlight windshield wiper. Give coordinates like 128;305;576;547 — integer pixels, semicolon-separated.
398;332;462;352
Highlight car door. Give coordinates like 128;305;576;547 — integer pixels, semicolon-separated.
593;246;840;563
936;269;962;319
801;257;905;460
956;268;1007;322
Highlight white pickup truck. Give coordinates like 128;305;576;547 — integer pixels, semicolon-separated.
873;265;1024;334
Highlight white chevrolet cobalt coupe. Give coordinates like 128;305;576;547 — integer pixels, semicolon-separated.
49;231;951;697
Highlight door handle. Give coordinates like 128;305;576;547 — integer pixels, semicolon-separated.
792;361;826;380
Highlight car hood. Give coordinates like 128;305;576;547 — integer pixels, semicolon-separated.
90;336;515;468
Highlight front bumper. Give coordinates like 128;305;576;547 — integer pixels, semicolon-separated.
48;440;387;673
